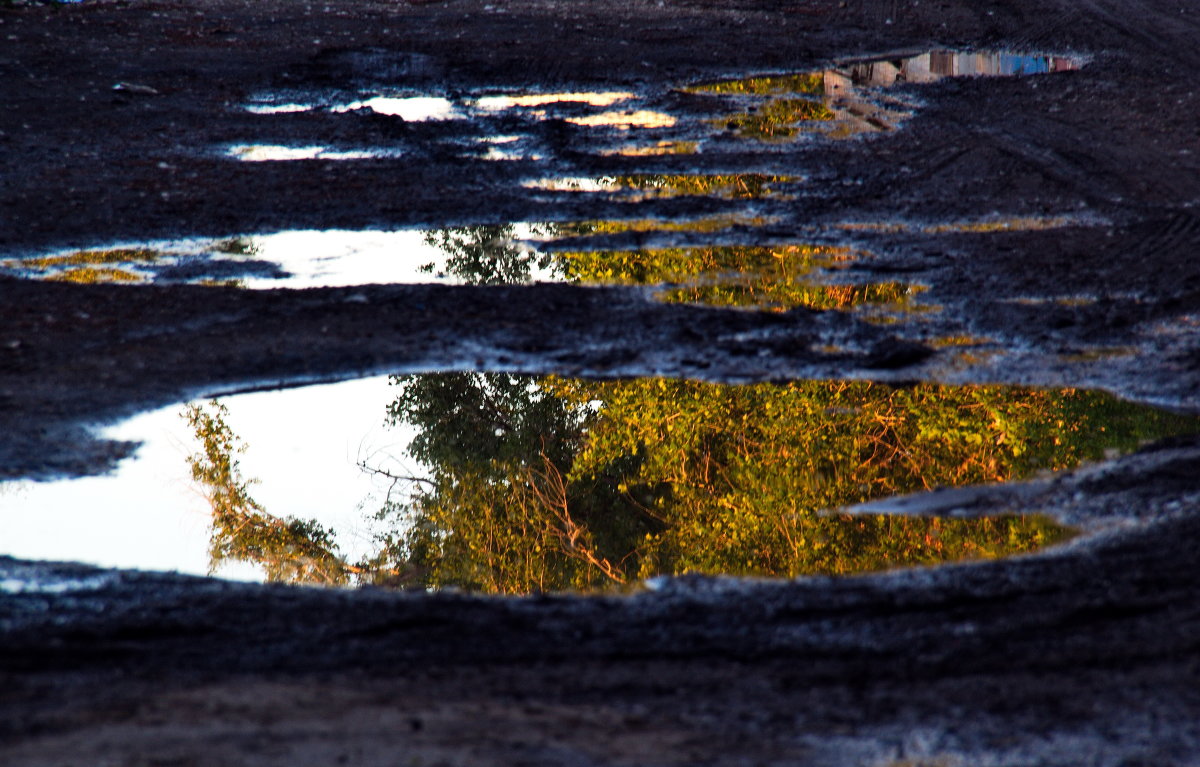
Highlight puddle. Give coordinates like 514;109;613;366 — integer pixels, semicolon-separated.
522;174;797;201
1;228;558;288
3;374;1191;592
1;227;929;320
333;96;462;121
1;377;399;580
226;144;398;162
561;110;677;129
600;141;700;157
472;135;544;162
244;103;320;115
547;242;924;313
243;88;657;126
690;49;1082;142
474;92;636;110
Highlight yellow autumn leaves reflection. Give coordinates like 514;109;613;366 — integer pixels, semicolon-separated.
554;242;914;312
186;374;1193;593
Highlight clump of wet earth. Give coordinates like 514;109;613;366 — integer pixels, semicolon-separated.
3;0;1200;763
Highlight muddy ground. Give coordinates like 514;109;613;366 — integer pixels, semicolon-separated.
2;0;1200;763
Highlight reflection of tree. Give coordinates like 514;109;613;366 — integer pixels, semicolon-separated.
8;247;161;284
368;374;656;593
557;243;910;311
689;72;826;96
689;72;834;140
184;401;351;585
421;224;557;285
545;379;1160;578
186;378;1194;593
609;173;793;200
372;374;1193;592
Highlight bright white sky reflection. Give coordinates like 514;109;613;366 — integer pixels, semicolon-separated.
240;230;448;288
227;144;383;162
0;376;415;581
235;226;554;288
334;96;462;121
1;225;558;289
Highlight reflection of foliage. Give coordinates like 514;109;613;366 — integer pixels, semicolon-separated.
720;98;834;140
16;247;161;269
370;373;653;593
689;72;825;96
46;267;144;284
185;376;1194;594
11;247;160;284
212;237;260;257
555;243;911;312
184;401;351;585
605;140;699;157
552;214;771;242
688;72;833;141
421;224;556;285
543;379;1149;578
613;174;795;200
8;240;262;286
660;280;912;312
556;243;845;284
373;374;1194;593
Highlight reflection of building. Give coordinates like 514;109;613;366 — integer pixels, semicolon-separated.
834;51;1079;89
819;51;1079;137
820;66;909;136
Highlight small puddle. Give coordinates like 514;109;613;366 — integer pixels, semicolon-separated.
333;96;462;121
690;49;1082;142
0;228;935;323
2;375;1192;592
1;228;556;288
547;242;923;313
522;173;798;201
226;144;399;162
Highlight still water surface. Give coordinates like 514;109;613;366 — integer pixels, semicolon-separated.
3;374;1190;592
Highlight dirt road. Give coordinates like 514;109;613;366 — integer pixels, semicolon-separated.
2;0;1200;762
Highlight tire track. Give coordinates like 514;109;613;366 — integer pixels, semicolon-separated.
1074;0;1200;64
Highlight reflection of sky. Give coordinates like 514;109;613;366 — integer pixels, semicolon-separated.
237;230;453;288
333;96;462;121
227;145;385;162
0;376;412;580
1;225;558;289
234;227;556;288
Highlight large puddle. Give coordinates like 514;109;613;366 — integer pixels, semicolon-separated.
3;375;1192;592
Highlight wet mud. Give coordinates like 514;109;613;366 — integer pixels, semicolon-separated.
3;0;1200;762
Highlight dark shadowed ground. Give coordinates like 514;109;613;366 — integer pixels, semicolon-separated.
2;0;1200;762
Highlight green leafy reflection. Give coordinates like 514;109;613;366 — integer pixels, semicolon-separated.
185;377;1195;593
419;224;556;285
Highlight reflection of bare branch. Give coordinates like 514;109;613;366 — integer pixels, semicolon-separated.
526;453;626;585
355;458;436;508
356;460;436;488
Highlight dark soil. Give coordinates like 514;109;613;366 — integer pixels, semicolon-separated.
3;0;1200;762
